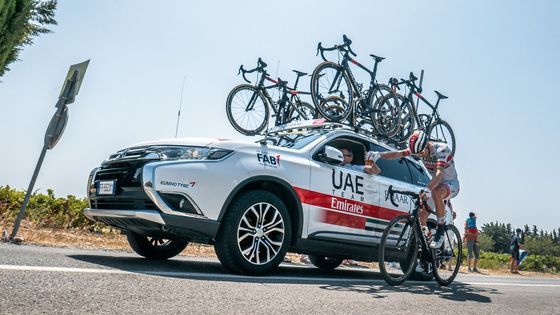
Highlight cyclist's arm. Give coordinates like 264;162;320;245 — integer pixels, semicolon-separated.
364;163;380;175
379;150;407;160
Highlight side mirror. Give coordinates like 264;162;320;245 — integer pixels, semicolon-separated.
318;146;344;164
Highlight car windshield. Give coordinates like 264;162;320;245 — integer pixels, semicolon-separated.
257;130;328;149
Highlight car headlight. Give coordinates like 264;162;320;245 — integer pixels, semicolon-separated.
105;146;233;162
156;147;233;160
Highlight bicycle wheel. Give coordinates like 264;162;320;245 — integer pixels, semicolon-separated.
433;224;462;286
378;215;418;285
310;61;353;122
287;101;316;122
428;119;456;156
369;84;401;138
226;84;269;135
390;94;416;143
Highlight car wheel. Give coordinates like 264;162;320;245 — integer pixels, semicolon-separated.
308;255;343;269
125;231;189;260
215;190;292;275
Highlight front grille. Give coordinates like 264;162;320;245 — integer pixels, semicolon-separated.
96;160;149;188
92;194;157;210
90;158;157;210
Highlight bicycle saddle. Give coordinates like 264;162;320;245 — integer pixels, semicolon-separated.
292;70;308;77
434;91;448;100
370;54;385;62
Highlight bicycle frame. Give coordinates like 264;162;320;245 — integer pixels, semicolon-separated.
330;50;383;105
249;71;312;125
401;82;443;130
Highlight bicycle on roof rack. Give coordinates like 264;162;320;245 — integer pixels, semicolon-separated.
387;70;456;155
309;35;400;138
226;58;316;136
378;185;462;286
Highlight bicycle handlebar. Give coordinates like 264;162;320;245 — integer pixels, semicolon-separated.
387;185;433;214
238;57;268;83
316;35;357;62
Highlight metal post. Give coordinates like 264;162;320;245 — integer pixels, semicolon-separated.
2;60;89;243
8;145;48;241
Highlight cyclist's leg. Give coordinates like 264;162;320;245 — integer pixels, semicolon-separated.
430;180;459;248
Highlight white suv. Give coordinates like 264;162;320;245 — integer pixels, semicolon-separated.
84;120;449;275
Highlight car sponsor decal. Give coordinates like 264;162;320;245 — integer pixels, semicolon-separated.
256;152;281;168
294;187;403;229
159;180;196;189
331;169;364;201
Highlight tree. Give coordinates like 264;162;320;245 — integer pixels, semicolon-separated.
524;224;531;237
480;221;512;253
477;233;495;252
0;0;57;77
532;225;538;236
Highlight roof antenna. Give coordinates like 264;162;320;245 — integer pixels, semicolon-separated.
175;75;186;138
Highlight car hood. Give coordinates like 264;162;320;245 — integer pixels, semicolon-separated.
128;137;247;149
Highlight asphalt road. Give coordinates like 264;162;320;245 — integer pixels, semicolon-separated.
1;243;559;314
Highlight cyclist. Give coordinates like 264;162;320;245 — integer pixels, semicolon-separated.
375;130;460;248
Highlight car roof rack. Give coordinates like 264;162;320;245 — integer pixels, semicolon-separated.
259;119;407;151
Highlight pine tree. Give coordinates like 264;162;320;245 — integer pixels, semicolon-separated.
532;225;539;236
0;0;57;77
524;224;531;237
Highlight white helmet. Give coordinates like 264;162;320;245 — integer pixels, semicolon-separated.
408;130;428;154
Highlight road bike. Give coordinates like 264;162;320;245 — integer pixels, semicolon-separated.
388;71;456;155
226;58;316;136
378;185;462;286
310;35;400;137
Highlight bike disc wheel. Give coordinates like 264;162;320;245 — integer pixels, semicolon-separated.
310;62;353;122
378;215;418;285
368;84;401;137
226;84;269;135
429;119;456;156
287;101;317;122
433;224;462;286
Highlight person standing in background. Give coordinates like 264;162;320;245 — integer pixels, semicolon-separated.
464;212;480;272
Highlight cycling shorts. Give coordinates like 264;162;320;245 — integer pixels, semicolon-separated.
441;179;459;200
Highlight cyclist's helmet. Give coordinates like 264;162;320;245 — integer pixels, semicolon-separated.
408;130;428;154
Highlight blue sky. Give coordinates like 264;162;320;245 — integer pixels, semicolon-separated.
1;1;559;231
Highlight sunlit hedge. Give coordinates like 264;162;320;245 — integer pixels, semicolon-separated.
0;185;106;232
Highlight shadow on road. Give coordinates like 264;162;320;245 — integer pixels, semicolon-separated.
320;282;499;302
68;254;497;302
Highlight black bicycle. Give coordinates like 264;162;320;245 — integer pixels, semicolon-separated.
226;58;316;136
378;186;462;286
388;71;456;155
310;35;400;137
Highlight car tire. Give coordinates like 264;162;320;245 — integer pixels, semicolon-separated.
215;190;292;275
125;231;189;260
308;255;343;270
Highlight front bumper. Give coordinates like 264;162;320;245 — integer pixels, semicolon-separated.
84;208;220;242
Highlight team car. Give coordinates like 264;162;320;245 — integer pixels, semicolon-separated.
84;120;452;275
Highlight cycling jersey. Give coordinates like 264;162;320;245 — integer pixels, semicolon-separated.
403;142;458;182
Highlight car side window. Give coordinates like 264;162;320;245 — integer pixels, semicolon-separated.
406;159;430;187
368;143;412;183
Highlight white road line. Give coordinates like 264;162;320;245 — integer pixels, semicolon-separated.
1;264;559;287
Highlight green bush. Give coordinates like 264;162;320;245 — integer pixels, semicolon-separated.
0;185;106;232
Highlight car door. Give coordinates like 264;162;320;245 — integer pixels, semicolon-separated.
369;144;420;244
306;136;380;244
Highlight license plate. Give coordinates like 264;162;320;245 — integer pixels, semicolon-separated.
97;180;116;195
